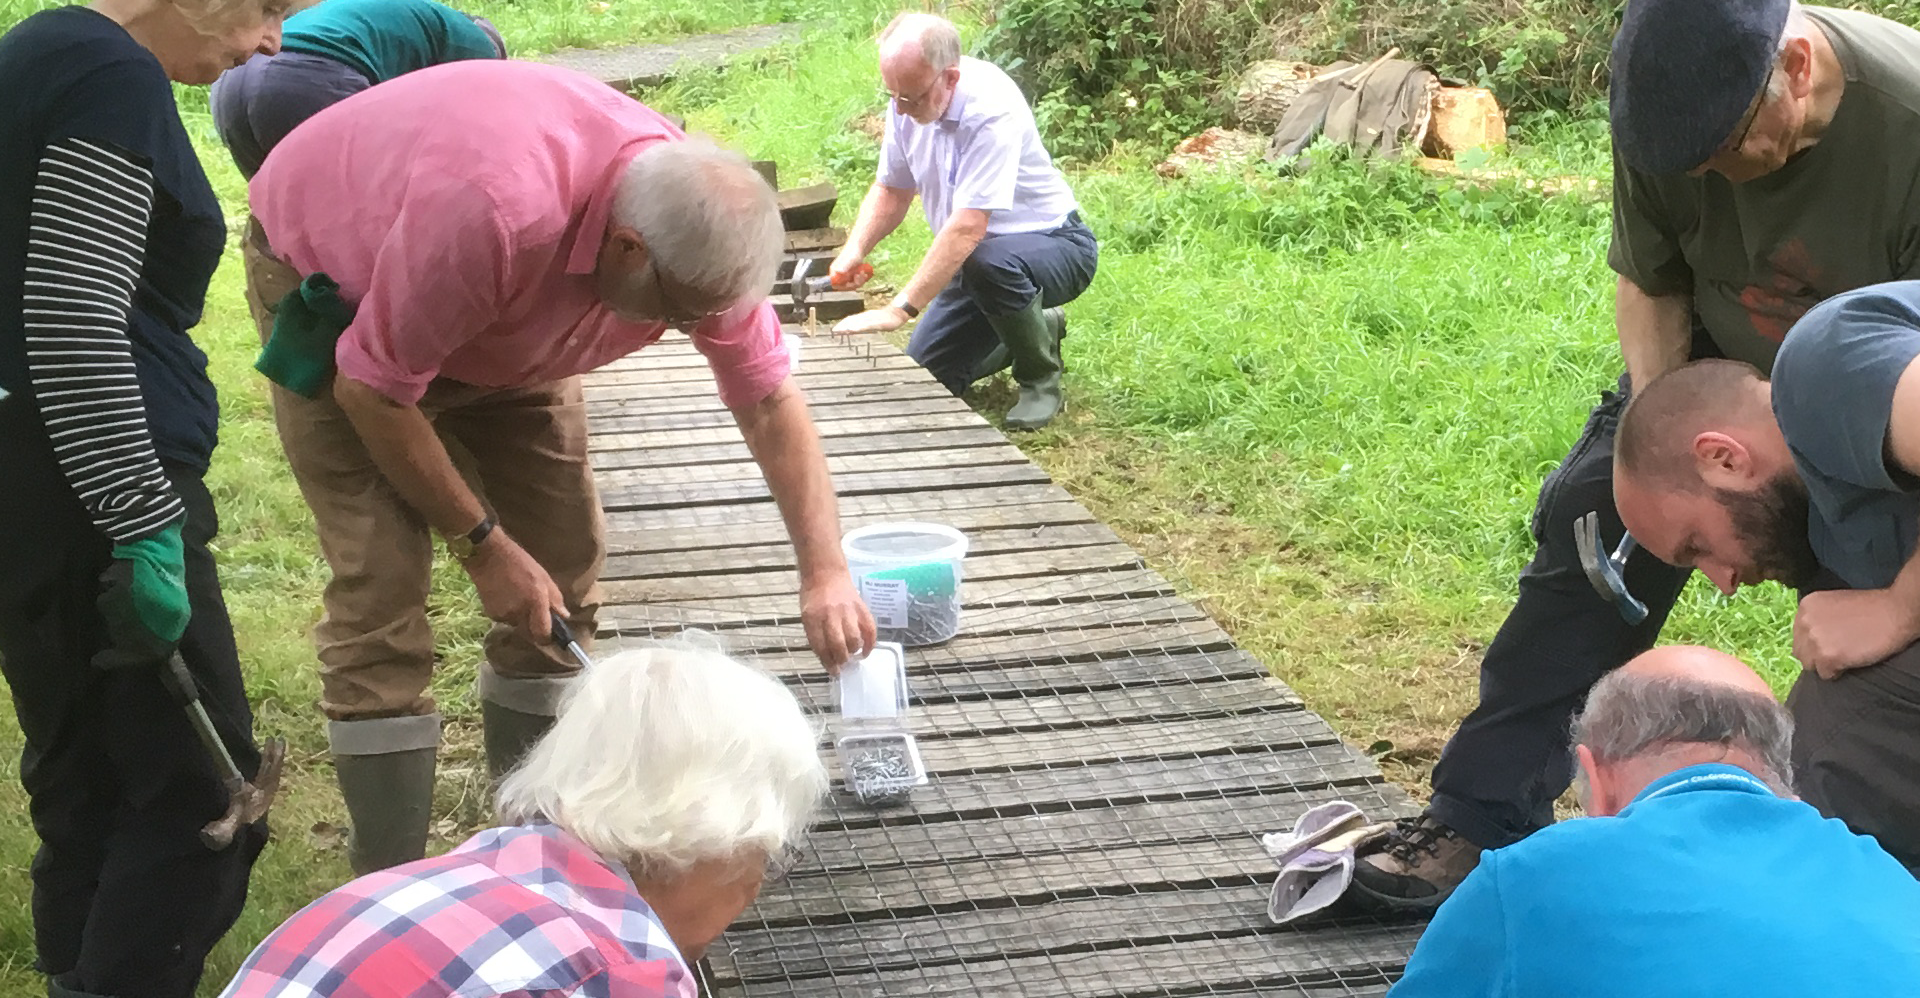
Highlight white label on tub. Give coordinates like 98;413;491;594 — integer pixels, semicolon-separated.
860;577;910;629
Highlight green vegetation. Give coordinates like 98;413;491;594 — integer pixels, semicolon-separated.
0;0;1837;991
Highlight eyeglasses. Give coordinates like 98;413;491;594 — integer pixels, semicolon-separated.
646;258;731;326
882;74;944;112
1719;65;1775;158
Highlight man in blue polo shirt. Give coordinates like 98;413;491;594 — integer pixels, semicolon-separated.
1391;644;1920;996
210;0;504;179
829;11;1098;431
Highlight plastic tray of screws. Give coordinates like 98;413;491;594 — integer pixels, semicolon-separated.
833;641;928;807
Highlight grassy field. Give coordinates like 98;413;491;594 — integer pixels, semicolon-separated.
0;0;1806;992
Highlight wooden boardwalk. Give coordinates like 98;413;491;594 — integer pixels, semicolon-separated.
584;325;1425;997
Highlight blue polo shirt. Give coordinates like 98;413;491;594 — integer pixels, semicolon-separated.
280;0;499;84
1390;763;1920;997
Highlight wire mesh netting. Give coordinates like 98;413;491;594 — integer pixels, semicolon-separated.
585;331;1427;998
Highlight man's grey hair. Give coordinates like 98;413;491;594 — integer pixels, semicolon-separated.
496;634;827;879
879;11;961;73
610;139;782;308
1573;670;1795;793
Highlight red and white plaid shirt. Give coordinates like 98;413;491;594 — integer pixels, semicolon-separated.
220;823;697;997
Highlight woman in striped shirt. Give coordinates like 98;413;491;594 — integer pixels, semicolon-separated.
0;1;286;995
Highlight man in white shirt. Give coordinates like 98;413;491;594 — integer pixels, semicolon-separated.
829;11;1098;431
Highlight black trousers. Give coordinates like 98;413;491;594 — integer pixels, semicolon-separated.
0;399;267;998
1426;377;1694;848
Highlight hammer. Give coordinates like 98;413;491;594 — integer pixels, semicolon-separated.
1573;511;1649;625
162;653;286;851
788;256;871;306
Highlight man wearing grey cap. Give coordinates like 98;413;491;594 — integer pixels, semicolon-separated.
1353;0;1920;912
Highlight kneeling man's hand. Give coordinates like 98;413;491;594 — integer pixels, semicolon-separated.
1793;587;1918;680
832;306;909;336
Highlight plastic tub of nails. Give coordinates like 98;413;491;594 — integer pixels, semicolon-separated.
842;522;968;647
834;642;927;807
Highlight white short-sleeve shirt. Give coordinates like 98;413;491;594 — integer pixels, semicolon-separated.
877;57;1079;237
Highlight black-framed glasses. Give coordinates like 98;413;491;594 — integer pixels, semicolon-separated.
1721;65;1775;157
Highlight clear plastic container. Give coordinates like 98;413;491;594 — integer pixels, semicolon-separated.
841;522;969;647
833;642;927;807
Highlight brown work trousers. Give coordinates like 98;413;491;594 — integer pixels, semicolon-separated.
243;218;604;721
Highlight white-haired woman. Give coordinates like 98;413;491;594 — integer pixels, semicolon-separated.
0;1;284;996
220;642;828;997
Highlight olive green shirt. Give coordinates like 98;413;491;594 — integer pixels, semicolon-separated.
1609;6;1920;375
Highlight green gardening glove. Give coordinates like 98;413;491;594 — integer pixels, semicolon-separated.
95;520;190;671
255;273;355;399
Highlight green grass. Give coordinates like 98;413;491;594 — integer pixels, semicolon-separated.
0;1;1807;993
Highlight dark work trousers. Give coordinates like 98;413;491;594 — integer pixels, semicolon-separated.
0;398;268;998
906;212;1099;396
1788;568;1920;874
1426;376;1695;848
208;50;370;179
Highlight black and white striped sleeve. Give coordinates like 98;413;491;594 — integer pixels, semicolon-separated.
23;136;183;541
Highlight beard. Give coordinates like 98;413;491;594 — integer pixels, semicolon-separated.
1714;472;1819;590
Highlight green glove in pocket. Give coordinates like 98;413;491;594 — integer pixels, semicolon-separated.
255;273;355;399
96;520;190;670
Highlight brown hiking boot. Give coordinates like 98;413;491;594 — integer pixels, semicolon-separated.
1347;811;1483;914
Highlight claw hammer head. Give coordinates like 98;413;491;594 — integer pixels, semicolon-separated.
201;737;287;851
1574;511;1649;625
788;257;870;304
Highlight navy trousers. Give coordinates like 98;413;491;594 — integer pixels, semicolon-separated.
906;212;1099;395
210;51;371;179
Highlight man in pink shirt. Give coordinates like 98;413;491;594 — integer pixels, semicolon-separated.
243;58;874;875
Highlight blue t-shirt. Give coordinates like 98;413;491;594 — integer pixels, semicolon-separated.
0;6;224;473
1390;764;1920;997
1771;281;1920;589
281;0;500;84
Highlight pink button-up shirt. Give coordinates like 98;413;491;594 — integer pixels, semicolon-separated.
249;59;789;408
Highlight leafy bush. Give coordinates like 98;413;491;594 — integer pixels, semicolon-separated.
982;0;1920;159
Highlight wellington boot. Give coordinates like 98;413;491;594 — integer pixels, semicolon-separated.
482;698;557;780
334;745;437;875
988;298;1065;431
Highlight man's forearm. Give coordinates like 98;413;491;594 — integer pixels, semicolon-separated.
897;210;988;310
1616;274;1693;392
333;376;487;538
845;184;914;261
735;378;848;583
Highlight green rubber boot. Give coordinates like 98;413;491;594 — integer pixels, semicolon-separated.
328;714;440;875
973;306;1065;384
989;299;1065;431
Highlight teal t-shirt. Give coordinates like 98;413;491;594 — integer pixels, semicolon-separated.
1390;764;1920;997
281;0;499;84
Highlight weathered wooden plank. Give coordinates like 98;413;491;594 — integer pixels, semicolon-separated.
594;569;1178;625
817;741;1392;824
592;349;916;384
776;181;838;230
596;444;1033;500
823;677;1298;743
592;396;962;435
588;408;989;451
601;593;1203;655
586;379;951;414
783;646;1270;707
598;462;1052;512
902;707;1336;775
601;543;1147;598
586;365;933;399
605;505;1104;559
707;929;1415;998
786;226;846;252
590;425;1014;471
799;780;1403;878
721;617;1234;677
601;481;1078;528
773;292;867;323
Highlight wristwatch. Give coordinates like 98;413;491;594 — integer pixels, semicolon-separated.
891;295;920;319
445;513;497;561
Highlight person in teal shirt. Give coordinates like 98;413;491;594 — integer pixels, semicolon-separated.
210;0;504;178
1390;644;1920;997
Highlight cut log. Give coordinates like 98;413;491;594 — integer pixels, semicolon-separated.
776;181;838;231
1154;128;1266;179
1422;86;1507;158
1231;60;1321;132
751;160;778;190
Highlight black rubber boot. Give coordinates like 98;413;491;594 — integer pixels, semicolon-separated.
482;698;557;780
988;298;1065;430
333;745;437;875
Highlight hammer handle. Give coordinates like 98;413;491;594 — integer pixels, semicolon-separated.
164;654;248;786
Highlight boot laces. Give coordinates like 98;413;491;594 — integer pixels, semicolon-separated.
1382;815;1454;864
